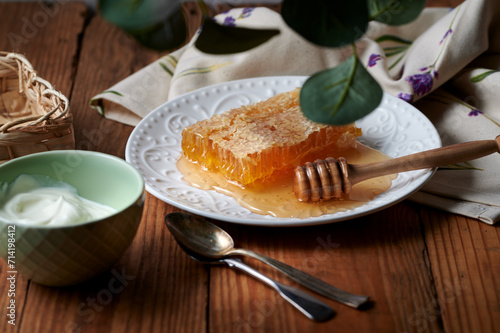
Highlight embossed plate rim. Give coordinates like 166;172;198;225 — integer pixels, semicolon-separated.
125;76;441;227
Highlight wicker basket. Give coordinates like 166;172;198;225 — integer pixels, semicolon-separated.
0;51;74;163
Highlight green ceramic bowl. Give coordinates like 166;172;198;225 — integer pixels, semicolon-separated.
0;151;144;286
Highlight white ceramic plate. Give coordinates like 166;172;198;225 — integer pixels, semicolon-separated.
126;76;441;227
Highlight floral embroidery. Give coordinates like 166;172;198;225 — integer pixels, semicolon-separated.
222;7;255;27
439;29;453;45
428;94;500;127
468;109;483;117
375;35;412;70
405;68;436;97
402;6;460;99
368;54;382;67
241;7;254;18
223;16;236;27
397;93;412;102
420;66;439;80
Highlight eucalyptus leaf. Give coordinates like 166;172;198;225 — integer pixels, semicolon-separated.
195;18;280;54
299;55;383;125
281;0;369;47
99;0;188;50
368;0;426;26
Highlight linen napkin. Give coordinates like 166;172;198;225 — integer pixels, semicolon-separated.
91;1;500;224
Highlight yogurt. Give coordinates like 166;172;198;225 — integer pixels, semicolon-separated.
0;174;116;226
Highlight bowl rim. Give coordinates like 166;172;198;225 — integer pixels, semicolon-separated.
0;150;145;229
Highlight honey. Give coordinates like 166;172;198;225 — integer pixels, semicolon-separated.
177;143;396;218
181;89;361;186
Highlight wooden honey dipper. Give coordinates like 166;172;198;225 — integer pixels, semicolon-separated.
294;136;500;202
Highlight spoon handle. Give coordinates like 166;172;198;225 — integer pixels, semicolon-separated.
223;258;335;322
232;249;369;309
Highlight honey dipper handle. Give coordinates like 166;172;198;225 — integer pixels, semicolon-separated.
349;136;500;185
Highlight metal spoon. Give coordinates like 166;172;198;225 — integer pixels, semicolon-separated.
173;241;335;322
164;212;369;309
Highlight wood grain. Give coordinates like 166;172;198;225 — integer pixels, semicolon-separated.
209;202;445;332
0;3;86;333
421;209;500;333
1;1;498;333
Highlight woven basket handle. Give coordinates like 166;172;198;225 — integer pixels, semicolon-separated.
0;53;69;133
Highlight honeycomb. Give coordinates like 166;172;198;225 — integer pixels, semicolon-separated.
181;88;362;186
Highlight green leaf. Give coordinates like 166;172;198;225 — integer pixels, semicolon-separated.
99;0;188;50
368;0;426;26
470;70;497;82
299;54;383;125
195;18;280;54
281;0;369;47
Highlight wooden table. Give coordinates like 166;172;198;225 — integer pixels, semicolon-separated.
1;1;498;332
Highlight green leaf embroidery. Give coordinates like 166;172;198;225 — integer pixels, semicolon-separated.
439;161;484;171
388;53;405;70
159;62;174;76
375;34;412;69
471;70;497;82
162;54;178;66
89;99;105;116
102;90;124;97
159;54;179;76
177;62;231;78
384;46;410;57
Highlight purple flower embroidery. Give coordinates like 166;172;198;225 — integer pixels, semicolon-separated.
222;8;254;27
468;109;483;116
440;29;453;45
398;93;413;102
223;16;236;27
405;70;436;96
241;7;255;18
368;54;382;67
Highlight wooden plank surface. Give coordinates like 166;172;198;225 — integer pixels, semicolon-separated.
421;209;500;333
1;1;499;333
210;202;444;333
0;3;87;333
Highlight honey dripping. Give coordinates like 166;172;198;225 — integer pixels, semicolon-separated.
177;143;397;219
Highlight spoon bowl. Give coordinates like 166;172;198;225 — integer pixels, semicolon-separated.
165;212;369;308
166;212;234;258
